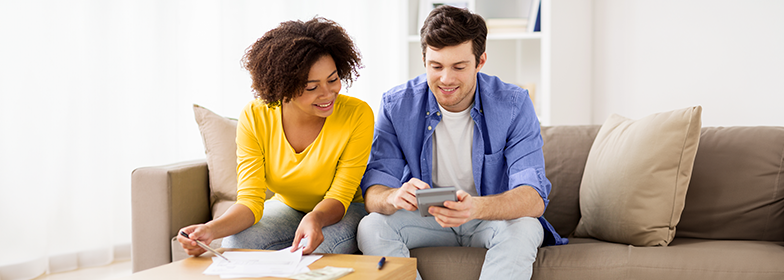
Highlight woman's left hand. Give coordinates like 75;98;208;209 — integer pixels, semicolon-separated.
291;212;325;254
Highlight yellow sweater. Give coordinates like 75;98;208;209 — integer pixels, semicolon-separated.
235;95;374;224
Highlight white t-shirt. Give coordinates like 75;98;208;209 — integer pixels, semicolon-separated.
432;103;478;196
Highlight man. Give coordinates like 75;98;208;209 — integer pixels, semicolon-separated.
357;5;567;280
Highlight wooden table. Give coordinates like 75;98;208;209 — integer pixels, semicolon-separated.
117;250;417;280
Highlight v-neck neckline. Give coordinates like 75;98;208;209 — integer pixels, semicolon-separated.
279;106;328;156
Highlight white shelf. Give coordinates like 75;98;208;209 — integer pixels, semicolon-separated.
487;32;542;40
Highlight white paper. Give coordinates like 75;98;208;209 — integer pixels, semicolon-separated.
203;249;300;277
202;240;324;279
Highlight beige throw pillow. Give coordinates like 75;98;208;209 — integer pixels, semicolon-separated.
574;106;702;246
193;104;239;218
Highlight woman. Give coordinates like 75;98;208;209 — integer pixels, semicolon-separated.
177;17;372;255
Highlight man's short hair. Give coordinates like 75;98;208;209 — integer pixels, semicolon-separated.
420;5;487;67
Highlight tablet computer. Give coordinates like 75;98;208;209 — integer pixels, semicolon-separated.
415;187;457;217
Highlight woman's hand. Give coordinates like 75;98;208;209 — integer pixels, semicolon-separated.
290;198;345;254
291;212;325;254
177;224;215;256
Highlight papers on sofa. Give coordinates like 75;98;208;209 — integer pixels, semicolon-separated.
202;246;322;278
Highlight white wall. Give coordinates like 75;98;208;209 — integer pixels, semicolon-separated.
591;0;784;126
0;1;406;273
550;0;593;125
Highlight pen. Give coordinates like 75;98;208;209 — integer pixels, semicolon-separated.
180;231;231;262
377;257;386;270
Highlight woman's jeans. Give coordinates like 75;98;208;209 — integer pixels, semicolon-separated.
223;200;368;254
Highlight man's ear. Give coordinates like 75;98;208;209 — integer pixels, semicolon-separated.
476;52;487;72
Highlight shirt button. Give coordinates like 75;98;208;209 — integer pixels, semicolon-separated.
436;112;441;116
426;111;430;116
428;126;432;130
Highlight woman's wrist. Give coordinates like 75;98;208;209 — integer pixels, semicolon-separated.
201;221;216;237
303;211;325;228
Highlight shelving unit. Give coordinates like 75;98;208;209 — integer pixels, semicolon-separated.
402;0;592;126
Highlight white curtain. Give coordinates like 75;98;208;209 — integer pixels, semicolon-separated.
0;1;406;279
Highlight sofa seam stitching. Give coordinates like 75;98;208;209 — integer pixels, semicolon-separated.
762;130;784;240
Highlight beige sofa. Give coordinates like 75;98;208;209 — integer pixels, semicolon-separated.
132;123;784;279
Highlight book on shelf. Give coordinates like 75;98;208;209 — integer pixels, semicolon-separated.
486;18;528;34
527;0;541;33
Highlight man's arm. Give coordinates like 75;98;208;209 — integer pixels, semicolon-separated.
468;86;548;220
364;185;400;215
361;93;426;212
471;185;544;220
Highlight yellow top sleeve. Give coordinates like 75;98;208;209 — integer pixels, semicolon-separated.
235;94;374;224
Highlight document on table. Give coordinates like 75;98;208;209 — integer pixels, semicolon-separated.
202;246;323;278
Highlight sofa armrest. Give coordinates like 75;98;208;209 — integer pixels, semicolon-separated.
131;159;211;272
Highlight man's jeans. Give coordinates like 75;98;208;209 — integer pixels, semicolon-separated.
223;199;368;254
357;210;543;280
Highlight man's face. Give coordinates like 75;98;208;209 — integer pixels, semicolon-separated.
424;41;486;112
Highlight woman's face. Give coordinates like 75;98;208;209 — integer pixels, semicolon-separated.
289;55;341;120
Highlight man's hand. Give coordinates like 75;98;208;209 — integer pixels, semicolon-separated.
428;190;473;228
386;178;430;211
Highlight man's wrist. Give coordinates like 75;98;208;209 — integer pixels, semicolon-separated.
469;196;484;220
366;184;398;214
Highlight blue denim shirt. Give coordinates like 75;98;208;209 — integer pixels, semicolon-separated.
360;73;567;246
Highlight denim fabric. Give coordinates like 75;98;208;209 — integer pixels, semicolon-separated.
358;210;543;280
223;200;368;254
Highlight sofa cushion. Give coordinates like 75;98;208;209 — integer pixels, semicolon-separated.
410;247;486;280
575;106;702;246
541;125;601;237
532;238;634;279
193;104;239;219
677;126;784;241
532;237;784;280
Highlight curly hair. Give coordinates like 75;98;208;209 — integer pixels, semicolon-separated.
420;5;487;67
242;17;362;106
